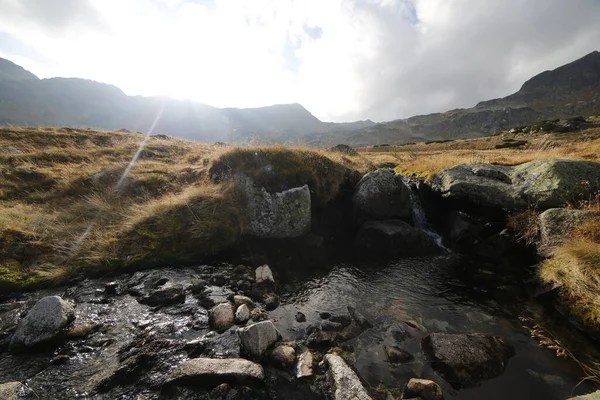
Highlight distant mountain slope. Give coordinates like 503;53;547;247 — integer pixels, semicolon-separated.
323;51;600;147
0;60;374;144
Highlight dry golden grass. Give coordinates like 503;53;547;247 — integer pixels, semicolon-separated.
0;127;370;289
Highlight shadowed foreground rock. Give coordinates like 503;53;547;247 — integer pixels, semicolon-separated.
325;353;372;400
238;321;281;359
10;296;75;351
421;332;514;388
163;358;264;387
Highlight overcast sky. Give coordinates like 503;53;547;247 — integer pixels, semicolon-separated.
0;0;599;122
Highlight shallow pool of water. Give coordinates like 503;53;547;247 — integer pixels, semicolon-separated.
270;256;593;399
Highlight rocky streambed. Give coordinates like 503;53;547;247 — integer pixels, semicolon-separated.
3;158;600;399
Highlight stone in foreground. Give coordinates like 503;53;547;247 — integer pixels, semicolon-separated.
238;320;281;358
405;378;443;400
421;332;514;388
10;296;75;351
325;354;372;400
164;358;264;387
209;303;235;332
235;304;251;325
271;344;296;366
296;350;314;378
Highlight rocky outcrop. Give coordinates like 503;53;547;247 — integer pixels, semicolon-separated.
209;303;235;332
163;358;264;386
10;296;75;351
354;220;441;256
433;160;600;212
325;354;372;400
239;176;311;238
353;168;413;222
421;332;514;388
237;321;281;359
271;344;296;366
538;208;597;256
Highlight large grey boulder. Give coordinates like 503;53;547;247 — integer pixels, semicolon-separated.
10;296;75;351
421;332;514;388
325;354;372;400
238;320;281;358
209;303;235;332
538;208;597;257
239;176;311;238
354;220;441;256
353;168;413;222
164;358;264;386
433;160;600;211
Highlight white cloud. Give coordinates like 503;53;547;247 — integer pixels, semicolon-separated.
0;0;599;121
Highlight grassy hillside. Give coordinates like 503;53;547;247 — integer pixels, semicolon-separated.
0;127;374;290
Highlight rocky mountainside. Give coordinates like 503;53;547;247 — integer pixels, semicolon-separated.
0;59;374;144
327;51;600;147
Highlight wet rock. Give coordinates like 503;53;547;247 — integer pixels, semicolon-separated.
235;304;251;325
320;312;332;319
354;168;413;222
0;382;30;399
10;296;75;351
255;265;275;291
354;220;441;256
325;353;372;400
190;278;208;294
384;345;413;363
296;350;314;378
295;312;307;323
239;176;311;238
185;338;209;358
330;314;352;327
152;277;169;287
210;383;232;399
251;308;268;322
405;378;443;400
421;332;515;388
264;294;280;311
211;273;228;286
209;303;235;332
164;357;264;386
233;295;255;310
347;306;373;329
104;281;119;295
139;284;185;306
271;344;297;367
321;320;344;332
238;321;281;359
66;323;98;339
51;354;71;365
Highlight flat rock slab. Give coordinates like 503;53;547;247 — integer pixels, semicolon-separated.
10;296;75;351
325;354;372;400
164;358;264;387
422;332;514;388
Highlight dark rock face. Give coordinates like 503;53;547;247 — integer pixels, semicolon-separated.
139;284;185;306
421;333;515;388
354;220;441;256
353;168;413;223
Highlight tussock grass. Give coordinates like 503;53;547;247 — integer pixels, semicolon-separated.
508;209;541;246
0;127;366;290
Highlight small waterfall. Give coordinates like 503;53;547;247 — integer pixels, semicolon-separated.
406;181;445;249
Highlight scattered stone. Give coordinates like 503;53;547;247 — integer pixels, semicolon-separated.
321;320;344;332
421;332;515;388
330;314;353;327
384;345;413;363
10;296;75;351
347;306;373;329
296;350;314;378
239;176;312;238
139;284;185;306
104;281;119;295
238;321;281;359
235;304;251;325
354;168;413;222
251;308;268;322
264;294;280;311
209;383;231;399
271;344;297;366
295;312;307;323
209;303;235;332
325;354;372;400
211;274;228;286
190;278;208;294
405;378;443;400
354;220;441;256
233;295;255;310
164;358;264;386
66;323;97;339
255;265;275;291
0;382;29;400
538;208;597;257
